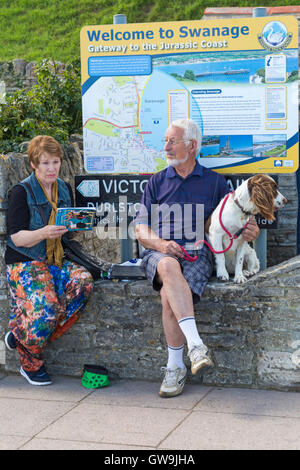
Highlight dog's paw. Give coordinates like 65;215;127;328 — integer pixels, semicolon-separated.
243;268;258;277
242;270;251;277
216;269;230;281
234;273;247;284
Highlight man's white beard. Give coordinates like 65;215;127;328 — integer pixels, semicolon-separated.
167;154;189;167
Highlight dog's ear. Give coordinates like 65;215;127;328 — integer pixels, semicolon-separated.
205;216;211;234
248;174;276;221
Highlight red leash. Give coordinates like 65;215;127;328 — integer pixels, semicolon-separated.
180;192;250;262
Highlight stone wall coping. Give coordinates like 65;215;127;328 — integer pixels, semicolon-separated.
95;255;300;297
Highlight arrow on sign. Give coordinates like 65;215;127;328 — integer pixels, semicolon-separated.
77;180;100;198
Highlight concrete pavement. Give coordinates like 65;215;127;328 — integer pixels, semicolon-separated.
0;372;300;450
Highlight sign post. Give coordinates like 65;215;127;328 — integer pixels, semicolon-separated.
113;13;133;261
252;6;267;269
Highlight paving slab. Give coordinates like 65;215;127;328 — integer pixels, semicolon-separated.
36;402;188;447
84;379;213;410
0;397;74;437
0;433;31;450
21;438;155;450
0;374;92;402
159;410;300;450
194;387;300;418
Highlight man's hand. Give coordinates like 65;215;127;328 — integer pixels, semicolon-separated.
242;216;260;242
160;240;184;258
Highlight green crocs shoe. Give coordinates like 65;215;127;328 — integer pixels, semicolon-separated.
81;364;110;389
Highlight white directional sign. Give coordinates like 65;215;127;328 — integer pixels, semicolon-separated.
77;180;100;198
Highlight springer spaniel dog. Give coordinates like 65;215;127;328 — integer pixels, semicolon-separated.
206;174;287;284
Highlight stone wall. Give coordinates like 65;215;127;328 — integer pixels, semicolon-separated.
0;59;65;93
267;174;297;265
1;256;300;391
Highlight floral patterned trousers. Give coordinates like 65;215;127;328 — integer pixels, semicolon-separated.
6;260;94;372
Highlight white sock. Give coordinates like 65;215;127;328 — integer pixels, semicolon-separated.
167;344;185;370
178;316;203;351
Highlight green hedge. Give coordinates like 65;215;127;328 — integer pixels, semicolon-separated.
0;59;81;153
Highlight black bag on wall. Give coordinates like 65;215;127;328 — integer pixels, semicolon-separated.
63;238;103;281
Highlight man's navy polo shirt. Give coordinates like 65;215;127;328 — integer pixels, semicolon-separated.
136;160;229;243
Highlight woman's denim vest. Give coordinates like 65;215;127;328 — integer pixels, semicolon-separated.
6;172;72;262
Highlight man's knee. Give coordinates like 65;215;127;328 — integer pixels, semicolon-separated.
157;256;182;280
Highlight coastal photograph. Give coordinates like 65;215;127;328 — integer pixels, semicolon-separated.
253;134;287;158
199;134;253;158
198;133;286;159
153;49;298;86
219;135;253;157
200;135;220;157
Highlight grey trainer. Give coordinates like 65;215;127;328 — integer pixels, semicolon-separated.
188;344;214;375
159;365;187;398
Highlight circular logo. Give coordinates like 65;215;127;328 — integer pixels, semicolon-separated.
262;21;288;48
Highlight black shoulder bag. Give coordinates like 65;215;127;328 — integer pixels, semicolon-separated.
62;238;106;281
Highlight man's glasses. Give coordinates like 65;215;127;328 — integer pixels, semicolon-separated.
162;139;191;146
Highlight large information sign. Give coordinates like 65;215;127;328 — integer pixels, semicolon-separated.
80;16;298;174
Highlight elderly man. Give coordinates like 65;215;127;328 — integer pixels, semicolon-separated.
136;119;259;397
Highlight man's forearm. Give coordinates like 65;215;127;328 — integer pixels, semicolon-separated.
135;224;184;258
135;224;163;251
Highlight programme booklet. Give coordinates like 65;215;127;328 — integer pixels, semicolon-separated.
55;207;96;231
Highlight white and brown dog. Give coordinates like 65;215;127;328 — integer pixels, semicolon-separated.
206;174;287;284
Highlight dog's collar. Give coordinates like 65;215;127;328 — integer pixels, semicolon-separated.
232;193;252;216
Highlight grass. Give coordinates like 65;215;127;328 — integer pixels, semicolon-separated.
0;0;299;62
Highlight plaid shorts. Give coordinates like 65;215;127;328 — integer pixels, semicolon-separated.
141;246;213;302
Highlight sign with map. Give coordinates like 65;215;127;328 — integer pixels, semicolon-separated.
80;16;298;174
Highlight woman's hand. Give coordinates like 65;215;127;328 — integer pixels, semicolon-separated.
42;225;68;239
11;225;68;248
